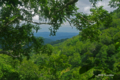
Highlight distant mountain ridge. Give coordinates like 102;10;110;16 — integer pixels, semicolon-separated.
34;32;79;41
0;32;79;48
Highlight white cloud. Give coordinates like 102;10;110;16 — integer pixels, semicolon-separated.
84;6;91;11
32;15;39;22
96;0;117;12
76;0;116;14
84;6;91;14
97;1;106;7
76;0;92;14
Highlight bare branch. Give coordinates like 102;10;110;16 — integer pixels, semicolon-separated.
64;17;73;28
4;16;18;27
78;15;92;23
0;50;20;58
64;17;72;26
20;19;53;25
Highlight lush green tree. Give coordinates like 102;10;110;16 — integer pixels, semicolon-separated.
0;0;118;60
48;54;71;80
50;38;69;45
0;0;79;60
17;59;40;80
0;0;120;80
0;63;20;80
68;52;81;68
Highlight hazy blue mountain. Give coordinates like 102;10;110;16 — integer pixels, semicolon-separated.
34;32;79;41
0;32;79;49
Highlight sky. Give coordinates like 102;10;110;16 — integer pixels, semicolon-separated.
33;0;117;33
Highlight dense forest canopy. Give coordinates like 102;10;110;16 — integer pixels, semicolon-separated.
0;0;120;80
0;0;119;60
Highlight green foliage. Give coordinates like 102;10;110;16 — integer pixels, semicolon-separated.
0;0;79;60
109;0;120;8
79;64;93;74
115;42;120;51
68;52;81;68
113;72;120;80
0;0;119;61
0;60;20;80
17;59;40;80
50;38;69;45
0;0;120;80
41;44;54;56
52;10;120;79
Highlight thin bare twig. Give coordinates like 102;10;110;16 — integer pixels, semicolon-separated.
20;19;53;25
64;17;72;26
4;16;18;27
78;15;92;23
64;17;73;28
0;50;20;58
